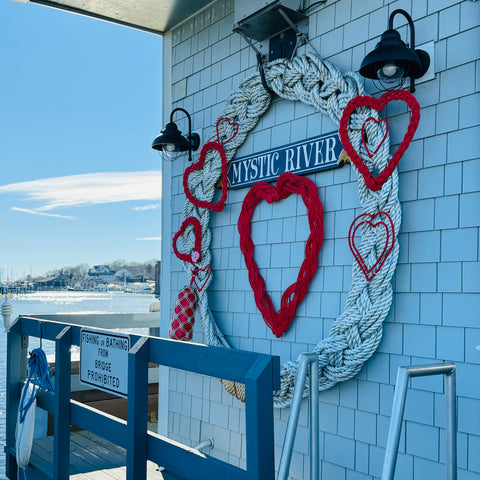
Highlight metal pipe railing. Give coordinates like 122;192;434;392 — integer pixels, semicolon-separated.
277;353;319;480
381;362;457;480
309;356;319;480
194;437;214;451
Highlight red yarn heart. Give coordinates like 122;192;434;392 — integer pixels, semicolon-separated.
183;142;228;212
339;89;420;191
172;217;202;264
216;117;239;146
238;173;324;338
348;212;395;281
361;117;389;158
191;264;212;293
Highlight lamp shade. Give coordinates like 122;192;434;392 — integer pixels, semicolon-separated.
151;122;191;152
359;29;425;80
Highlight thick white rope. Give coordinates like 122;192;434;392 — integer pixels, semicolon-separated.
180;53;401;408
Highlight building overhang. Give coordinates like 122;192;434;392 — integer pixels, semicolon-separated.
16;0;214;35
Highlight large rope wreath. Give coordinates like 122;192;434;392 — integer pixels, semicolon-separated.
180;53;401;408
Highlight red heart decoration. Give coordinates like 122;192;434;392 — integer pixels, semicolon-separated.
172;217;202;264
183;142;228;212
216;117;239;146
348;212;395;281
191;264;212;293
238;173;324;338
339;90;420;191
361;117;389;158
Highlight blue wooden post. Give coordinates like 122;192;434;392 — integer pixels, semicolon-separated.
126;336;149;480
54;326;72;480
244;357;276;480
6;320;27;479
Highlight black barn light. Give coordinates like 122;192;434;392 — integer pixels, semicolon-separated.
359;9;430;93
152;108;200;162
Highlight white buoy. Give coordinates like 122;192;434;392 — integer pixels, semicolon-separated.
1;294;13;331
16;382;37;472
149;300;160;312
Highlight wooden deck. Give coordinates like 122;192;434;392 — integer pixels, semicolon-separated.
29;430;184;479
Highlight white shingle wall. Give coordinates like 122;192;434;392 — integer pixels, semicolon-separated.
163;0;480;478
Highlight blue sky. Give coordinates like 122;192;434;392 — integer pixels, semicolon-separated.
0;1;163;279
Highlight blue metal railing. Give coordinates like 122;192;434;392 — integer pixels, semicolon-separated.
6;316;280;480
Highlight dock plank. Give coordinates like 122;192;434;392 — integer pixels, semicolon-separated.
29;431;184;479
73;431;161;476
28;450;55;476
73;431;170;478
71;433;125;465
31;436;82;475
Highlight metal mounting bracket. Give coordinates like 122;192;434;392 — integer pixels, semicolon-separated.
272;7;308;60
234;3;309;94
269;28;298;61
235;28;275;95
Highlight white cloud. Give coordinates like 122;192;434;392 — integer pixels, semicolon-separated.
136;237;162;241
0;171;162;211
133;203;160;211
11;207;75;219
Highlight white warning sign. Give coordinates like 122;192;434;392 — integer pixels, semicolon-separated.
80;329;131;397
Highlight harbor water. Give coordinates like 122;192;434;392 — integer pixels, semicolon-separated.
0;290;157;475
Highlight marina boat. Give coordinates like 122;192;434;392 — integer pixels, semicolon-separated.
4;0;479;479
139;286;154;294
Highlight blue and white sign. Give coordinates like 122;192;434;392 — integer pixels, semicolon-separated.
80;329;131;397
227;130;344;189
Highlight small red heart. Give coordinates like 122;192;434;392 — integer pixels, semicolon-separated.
191;264;212;292
348;212;395;281
361;117;389;158
216;117;239;146
238;173;324;338
183;142;228;212
172;217;202;264
339;90;420;191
